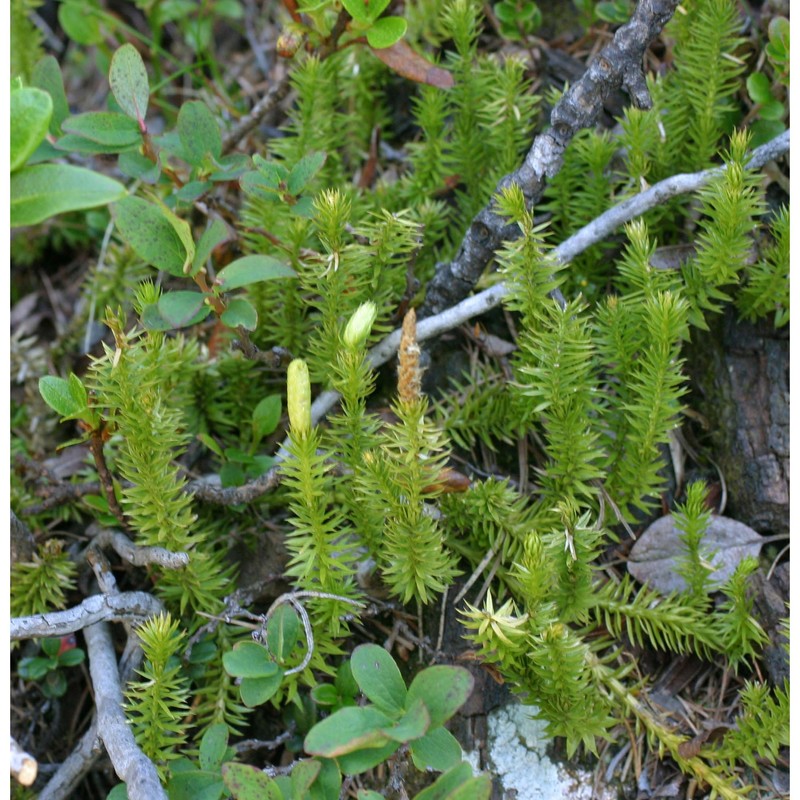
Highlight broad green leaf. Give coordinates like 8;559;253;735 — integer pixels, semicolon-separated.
192;218;230;274
53;133;139;155
18;657;52;681
188;639;218;665
757;99;786;122
222;641;279;678
158;291;210;328
413;763;492;800
221;297;258;330
366;16;407;49
141;303;174;331
292;195;316;217
342;0;389;22
220;462;246;488
252;395;282;442
406;666;474;728
199;724;229;771
335;740;399;776
746;72;773;105
151;196;196;272
152;129;190;162
287;151;327;195
168;770;226;800
32;56;70;135
310;684;341;706
25;138;61;166
308;757;341;800
209;153;250;181
221;763;283;800
749;119;786;148
11;164;125;227
38;375;84;419
42;638;62;657
253;155;290;185
382;698;430;743
239;171;280;202
216;255;296;291
174;181;213;203
290;760;320;798
265;602;299;663
58;1;103;45
239;672;283;707
409;726;462;772
350;644;407;714
11;87;53;172
336;659;359;699
106;783;129;800
178;100;222;165
113;196;186;276
62;112;141;147
109;43;149;124
357;793;385;800
250;455;275;474
118;150;161;183
216;0;244;18
58;648;86;667
304;706;394;758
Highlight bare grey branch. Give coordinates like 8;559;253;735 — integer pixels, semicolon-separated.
10;592;164;641
83;622;167;800
89;528;190;570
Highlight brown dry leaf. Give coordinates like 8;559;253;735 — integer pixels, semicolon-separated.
676;723;733;759
370;41;454;89
627;514;768;595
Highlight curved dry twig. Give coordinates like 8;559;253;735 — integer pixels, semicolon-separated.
87;528;190;570
10;592;164;641
221;71;292;154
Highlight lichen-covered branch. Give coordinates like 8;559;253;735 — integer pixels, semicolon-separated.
83;621;167;800
419;0;681;317
88;528;190;570
10;592;164;641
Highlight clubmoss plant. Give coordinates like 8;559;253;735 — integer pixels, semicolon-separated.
13;0;789;795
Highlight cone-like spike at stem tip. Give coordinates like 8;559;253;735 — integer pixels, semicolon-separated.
398;308;422;403
343;301;378;349
287;359;311;436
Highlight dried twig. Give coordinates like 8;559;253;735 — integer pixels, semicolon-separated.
419;0;682;317
10;592;164;641
87;528;190;570
83;621;167;800
10;736;37;787
188;467;283;505
221;72;292;154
